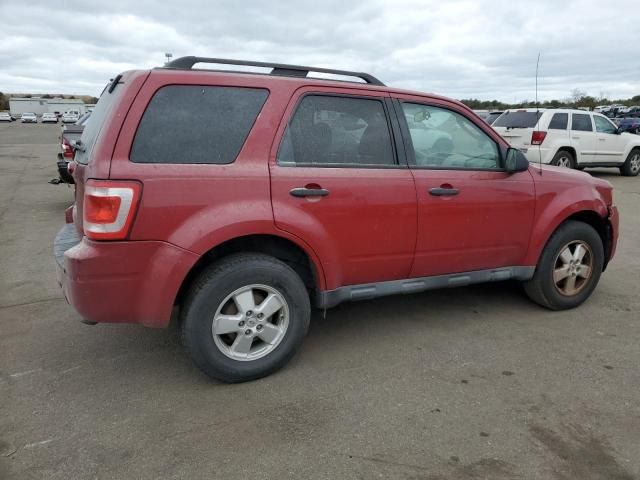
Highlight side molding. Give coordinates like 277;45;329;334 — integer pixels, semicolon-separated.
316;266;535;309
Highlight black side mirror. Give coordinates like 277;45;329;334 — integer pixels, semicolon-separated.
505;147;529;173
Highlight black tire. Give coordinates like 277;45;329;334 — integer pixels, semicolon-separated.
551;149;575;169
523;221;604;310
620;148;640;176
182;253;310;383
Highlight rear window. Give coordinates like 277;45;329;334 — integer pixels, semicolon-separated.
130;86;268;164
548;113;568;130
485;112;502;125
492;111;542;128
75;77;125;165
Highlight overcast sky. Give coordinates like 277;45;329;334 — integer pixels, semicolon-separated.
1;0;638;102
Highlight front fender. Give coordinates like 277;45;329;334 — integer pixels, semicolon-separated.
523;182;609;266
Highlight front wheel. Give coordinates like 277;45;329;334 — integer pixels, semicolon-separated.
182;253;310;383
620;149;640;176
523;221;604;310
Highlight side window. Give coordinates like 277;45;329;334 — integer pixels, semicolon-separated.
277;95;395;167
131;86;268;164
571;114;593;132
400;103;500;170
594;115;617;134
548;113;568;130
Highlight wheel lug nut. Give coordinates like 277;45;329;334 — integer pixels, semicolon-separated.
245;329;252;335
257;313;264;319
238;321;245;327
246;310;253;317
256;324;263;331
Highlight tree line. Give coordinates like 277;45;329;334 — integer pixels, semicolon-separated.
0;92;99;110
461;90;640;111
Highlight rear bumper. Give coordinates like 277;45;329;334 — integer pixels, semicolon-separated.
523;147;553;165
55;223;198;327
607;205;619;263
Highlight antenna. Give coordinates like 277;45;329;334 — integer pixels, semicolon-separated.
536;52;542;176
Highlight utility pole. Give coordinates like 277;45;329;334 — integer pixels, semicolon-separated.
164;52;173;65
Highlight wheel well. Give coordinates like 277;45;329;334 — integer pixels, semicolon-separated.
174;235;319;310
564;210;612;269
557;147;577;161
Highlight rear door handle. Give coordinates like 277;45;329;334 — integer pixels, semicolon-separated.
289;187;330;197
429;187;459;196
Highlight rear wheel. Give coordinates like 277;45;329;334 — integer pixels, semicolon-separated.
620;149;640;176
523;221;604;310
182;253;310;382
551;150;575;169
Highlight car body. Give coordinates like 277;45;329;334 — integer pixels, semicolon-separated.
492;108;640;175
616;117;640;134
61;111;80;123
21;112;37;123
41;112;59;123
55;57;619;382
484;110;504;125
0;112;13;122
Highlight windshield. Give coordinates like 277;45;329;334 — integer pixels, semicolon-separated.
493;111;542;128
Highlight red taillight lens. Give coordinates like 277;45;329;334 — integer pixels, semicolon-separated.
62;138;74;159
83;180;142;240
531;131;547;145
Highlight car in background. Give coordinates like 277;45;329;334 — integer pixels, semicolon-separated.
616;117;640;134
55;111;92;184
41;113;59;123
484;111;504;125
62;112;80;123
493;108;640;175
0;112;14;122
21;112;38;123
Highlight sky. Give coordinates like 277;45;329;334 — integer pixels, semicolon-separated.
1;0;638;102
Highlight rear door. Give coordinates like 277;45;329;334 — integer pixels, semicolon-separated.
394;97;535;277
569;113;597;163
269;88;417;289
594;114;626;164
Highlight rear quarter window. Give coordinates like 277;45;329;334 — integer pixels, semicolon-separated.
548;113;568;130
493;111;542;128
130;85;268;164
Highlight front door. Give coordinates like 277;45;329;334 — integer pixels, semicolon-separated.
270;90;417;289
594;114;626;164
393;98;536;277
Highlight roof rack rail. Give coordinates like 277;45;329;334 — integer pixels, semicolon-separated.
163;56;385;86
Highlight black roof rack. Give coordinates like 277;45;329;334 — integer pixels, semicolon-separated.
163;56;385;86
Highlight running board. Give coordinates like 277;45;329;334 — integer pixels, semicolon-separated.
316;266;535;309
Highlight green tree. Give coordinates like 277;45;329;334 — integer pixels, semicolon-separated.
0;92;9;110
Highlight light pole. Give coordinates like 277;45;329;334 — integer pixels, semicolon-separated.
165;52;173;65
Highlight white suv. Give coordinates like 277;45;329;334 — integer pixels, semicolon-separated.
492;108;640;176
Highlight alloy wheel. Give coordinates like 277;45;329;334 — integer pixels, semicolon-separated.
629;153;640;174
211;284;289;361
552;241;594;296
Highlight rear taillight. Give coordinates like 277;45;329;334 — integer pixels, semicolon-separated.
531;131;547;145
62;138;74;159
83;180;142;240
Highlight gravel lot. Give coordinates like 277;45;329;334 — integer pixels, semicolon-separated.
1;122;639;480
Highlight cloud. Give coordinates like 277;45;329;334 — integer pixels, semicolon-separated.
0;0;638;101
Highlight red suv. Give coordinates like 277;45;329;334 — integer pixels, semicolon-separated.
55;57;619;382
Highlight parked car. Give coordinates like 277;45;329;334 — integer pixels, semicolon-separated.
616;117;640;134
492;108;640;175
55;112;92;184
55;57;619;382
0;112;13;122
41;112;59;123
21;112;38;123
62;112;80;123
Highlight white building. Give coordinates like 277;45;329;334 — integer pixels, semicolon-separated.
9;97;88;116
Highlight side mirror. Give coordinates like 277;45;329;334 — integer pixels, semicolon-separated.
505;147;529;173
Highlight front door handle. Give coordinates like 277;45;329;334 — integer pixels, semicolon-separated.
429;187;459;196
290;187;330;198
